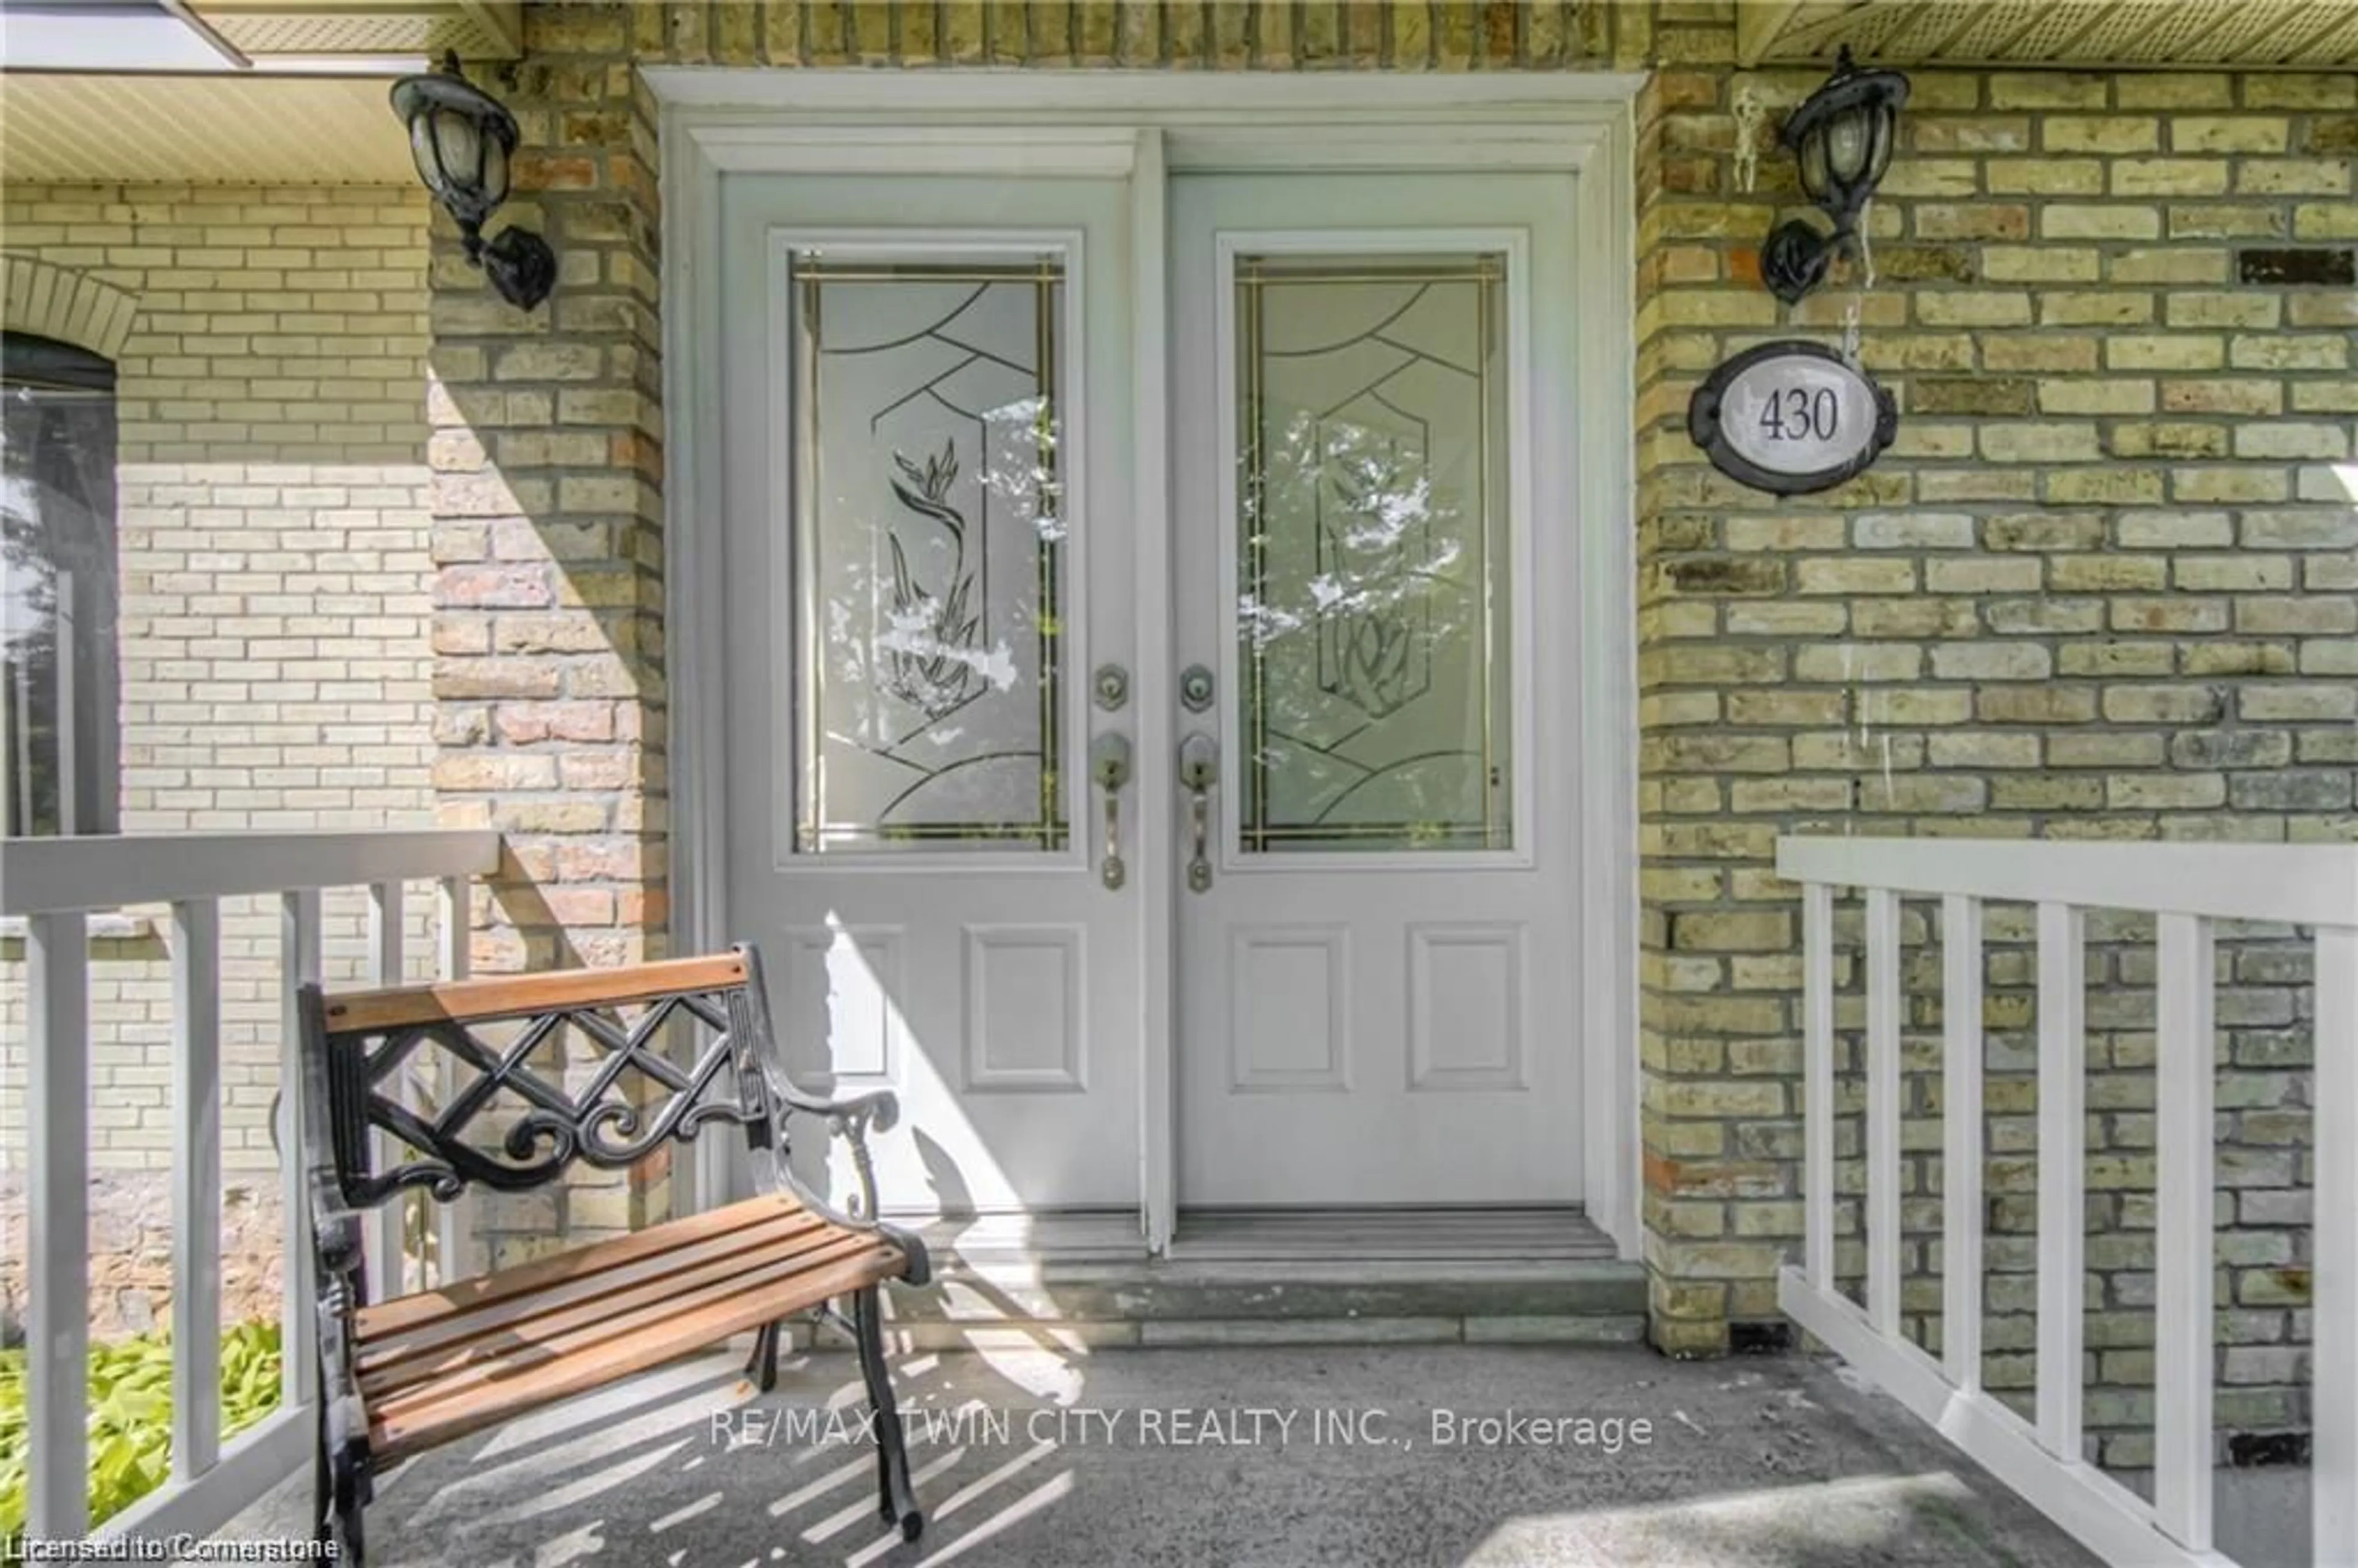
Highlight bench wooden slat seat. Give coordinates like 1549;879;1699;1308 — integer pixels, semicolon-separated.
352;1192;908;1460
297;944;931;1562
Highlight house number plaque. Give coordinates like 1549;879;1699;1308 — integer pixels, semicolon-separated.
1687;340;1897;495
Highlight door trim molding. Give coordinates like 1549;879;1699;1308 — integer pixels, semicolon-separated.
661;97;730;1219
1130;129;1178;1251
1568;103;1643;1263
655;69;1641;1260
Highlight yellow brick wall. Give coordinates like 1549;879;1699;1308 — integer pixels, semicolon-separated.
0;184;438;1332
1634;10;2352;1462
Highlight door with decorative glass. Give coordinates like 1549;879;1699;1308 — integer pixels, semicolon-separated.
718;172;1143;1213
1170;173;1583;1205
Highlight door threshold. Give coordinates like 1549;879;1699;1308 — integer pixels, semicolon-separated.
1168;1205;1617;1264
887;1204;1621;1268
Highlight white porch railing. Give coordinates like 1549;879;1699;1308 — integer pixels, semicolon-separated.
1;829;501;1544
1778;834;2357;1568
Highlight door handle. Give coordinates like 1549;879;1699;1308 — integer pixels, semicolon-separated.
1090;733;1132;890
1178;733;1219;893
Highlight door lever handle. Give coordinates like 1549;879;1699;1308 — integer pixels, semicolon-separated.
1178;733;1219;893
1091;733;1132;890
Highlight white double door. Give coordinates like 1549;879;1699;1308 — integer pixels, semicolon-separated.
718;160;1581;1221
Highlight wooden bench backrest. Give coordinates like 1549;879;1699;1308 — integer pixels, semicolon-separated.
300;946;785;1213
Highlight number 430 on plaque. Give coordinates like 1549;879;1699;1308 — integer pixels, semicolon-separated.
1686;340;1899;496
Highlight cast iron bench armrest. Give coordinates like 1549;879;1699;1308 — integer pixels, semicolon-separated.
774;1080;899;1133
752;1075;928;1284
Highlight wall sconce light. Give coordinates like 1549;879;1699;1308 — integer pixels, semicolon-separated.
391;52;555;312
1761;47;1910;306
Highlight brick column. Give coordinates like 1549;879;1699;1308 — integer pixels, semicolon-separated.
427;13;667;1255
1630;4;1804;1359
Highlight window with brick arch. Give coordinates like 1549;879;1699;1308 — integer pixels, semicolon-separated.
2;330;120;836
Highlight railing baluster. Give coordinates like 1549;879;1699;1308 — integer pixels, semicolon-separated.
434;873;473;1286
2154;912;2216;1551
1941;893;1984;1392
281;889;322;1409
2035;900;2085;1462
1866;888;1902;1337
1804;880;1834;1292
26;910;90;1539
169;898;223;1482
366;880;406;1298
2316;924;2357;1567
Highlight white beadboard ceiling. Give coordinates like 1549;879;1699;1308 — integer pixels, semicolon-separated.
1740;0;2358;69
0;3;516;185
0;72;414;184
192;1;521;61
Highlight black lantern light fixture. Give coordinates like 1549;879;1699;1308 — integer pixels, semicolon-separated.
391;52;555;312
1761;47;1910;306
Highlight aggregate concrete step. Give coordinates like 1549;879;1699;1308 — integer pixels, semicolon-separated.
884;1260;1649;1349
796;1208;1651;1351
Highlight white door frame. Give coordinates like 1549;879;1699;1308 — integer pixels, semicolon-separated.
652;69;1644;1260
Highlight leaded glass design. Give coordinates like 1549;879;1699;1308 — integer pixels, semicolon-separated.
1234;253;1514;853
790;254;1067;853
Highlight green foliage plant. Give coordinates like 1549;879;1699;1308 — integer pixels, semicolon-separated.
0;1319;283;1545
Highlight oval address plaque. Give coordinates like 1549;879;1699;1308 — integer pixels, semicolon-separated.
1686;340;1898;496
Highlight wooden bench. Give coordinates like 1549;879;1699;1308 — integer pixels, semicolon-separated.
296;945;931;1562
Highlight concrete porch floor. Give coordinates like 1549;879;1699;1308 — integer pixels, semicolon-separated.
224;1340;2109;1567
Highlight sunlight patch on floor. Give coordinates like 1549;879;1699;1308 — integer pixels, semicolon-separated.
845;1442;1064;1568
765;1453;871;1517
1461;1471;1980;1567
803;1447;974;1544
473;1439;698;1531
647;1490;725;1535
955;1335;1088;1404
459;1356;752;1462
910;1472;1078;1568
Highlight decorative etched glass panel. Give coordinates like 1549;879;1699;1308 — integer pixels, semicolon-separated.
1234;253;1512;853
790;252;1067;853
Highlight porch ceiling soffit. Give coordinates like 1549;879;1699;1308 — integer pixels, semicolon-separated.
0;2;515;187
1738;0;2358;69
182;1;522;62
0;73;413;185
